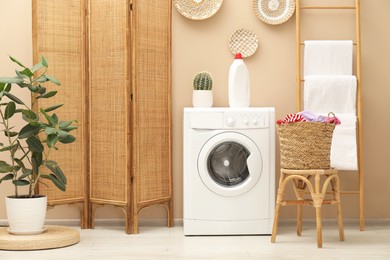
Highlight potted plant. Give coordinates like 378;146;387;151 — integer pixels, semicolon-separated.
192;71;213;107
0;56;77;235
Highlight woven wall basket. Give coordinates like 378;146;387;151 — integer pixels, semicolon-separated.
253;0;296;25
229;28;259;58
173;0;224;20
277;122;336;169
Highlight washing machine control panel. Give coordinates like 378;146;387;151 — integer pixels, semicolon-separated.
224;112;269;129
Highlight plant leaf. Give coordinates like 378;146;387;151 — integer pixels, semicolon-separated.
27;84;39;92
59;134;76;144
4;83;11;92
0;173;14;183
33;75;48;83
4;102;16;119
45;163;66;185
3;92;25;105
54;165;66;184
0;144;18;152
37;90;57;99
31;59;45;73
52;113;58;125
20;68;34;78
32;152;42;175
37;87;46;94
14;158;26;169
58;121;73;129
13;179;30;186
47;134;58;147
40;108;54;125
26;136;44;153
41;174;66;191
0;77;24;84
18;169;32;180
16;70;28;79
57;130;69;138
4;131;18;137
44;104;63;112
0;161;14;173
19;124;41;139
9;56;26;68
62;125;78;132
41;56;48;68
44;127;57;135
45;75;60;85
21;109;38;122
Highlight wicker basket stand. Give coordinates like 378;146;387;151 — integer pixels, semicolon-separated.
272;120;344;248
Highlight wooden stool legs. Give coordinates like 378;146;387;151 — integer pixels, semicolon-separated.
271;169;345;248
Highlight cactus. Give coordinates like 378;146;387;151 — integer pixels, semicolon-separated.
193;71;213;90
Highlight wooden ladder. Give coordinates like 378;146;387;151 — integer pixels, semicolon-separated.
295;0;364;231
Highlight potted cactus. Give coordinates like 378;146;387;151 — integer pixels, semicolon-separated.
192;71;213;107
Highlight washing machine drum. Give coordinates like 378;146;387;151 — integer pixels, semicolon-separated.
198;132;263;197
207;142;250;187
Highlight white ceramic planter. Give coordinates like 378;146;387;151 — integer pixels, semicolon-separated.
5;195;48;235
192;90;213;107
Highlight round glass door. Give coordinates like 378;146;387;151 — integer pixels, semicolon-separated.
198;132;263;197
207;141;250;187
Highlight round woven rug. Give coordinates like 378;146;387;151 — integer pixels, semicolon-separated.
0;225;80;251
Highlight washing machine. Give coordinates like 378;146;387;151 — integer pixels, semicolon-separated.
183;107;275;235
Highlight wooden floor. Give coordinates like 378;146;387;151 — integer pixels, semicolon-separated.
1;222;390;259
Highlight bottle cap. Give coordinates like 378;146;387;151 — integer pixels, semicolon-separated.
234;53;243;59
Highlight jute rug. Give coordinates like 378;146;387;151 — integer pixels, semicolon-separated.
0;225;80;251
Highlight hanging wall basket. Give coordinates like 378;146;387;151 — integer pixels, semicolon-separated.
173;0;224;20
253;0;296;25
229;28;259;58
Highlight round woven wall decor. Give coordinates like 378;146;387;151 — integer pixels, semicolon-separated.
173;0;224;20
253;0;296;25
229;29;259;58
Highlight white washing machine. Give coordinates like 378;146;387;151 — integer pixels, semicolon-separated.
183;107;275;235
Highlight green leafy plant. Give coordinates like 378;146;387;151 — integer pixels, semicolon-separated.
0;56;77;198
193;71;213;90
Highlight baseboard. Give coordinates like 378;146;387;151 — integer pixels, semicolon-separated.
0;218;183;228
0;218;388;228
278;218;390;226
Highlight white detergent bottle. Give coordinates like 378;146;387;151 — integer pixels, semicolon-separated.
228;53;250;107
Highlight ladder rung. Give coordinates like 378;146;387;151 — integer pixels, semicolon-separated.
301;6;356;10
340;190;360;195
299;191;361;195
300;43;357;46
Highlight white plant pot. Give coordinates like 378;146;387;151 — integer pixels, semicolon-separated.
192;90;213;107
5;195;48;235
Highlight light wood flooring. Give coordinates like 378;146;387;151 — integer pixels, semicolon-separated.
1;222;390;259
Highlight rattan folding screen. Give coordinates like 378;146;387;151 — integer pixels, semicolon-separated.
32;0;89;228
295;0;364;230
33;0;173;234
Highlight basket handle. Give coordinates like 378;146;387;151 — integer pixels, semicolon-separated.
326;112;338;126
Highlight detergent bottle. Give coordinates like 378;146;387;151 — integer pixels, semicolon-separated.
228;53;250;107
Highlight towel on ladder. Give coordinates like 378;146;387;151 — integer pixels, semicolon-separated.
328;114;358;170
303;75;357;115
303;40;358;170
304;40;353;76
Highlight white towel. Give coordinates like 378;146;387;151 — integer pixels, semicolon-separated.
303;75;357;114
324;113;358;171
304;40;353;76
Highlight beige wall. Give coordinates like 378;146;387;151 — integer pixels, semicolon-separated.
0;0;32;219
1;0;390;222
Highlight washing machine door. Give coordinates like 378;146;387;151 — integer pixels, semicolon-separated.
197;132;263;197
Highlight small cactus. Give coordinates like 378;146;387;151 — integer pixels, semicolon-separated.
193;71;213;90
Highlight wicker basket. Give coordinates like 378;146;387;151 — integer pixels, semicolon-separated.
277;121;336;169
